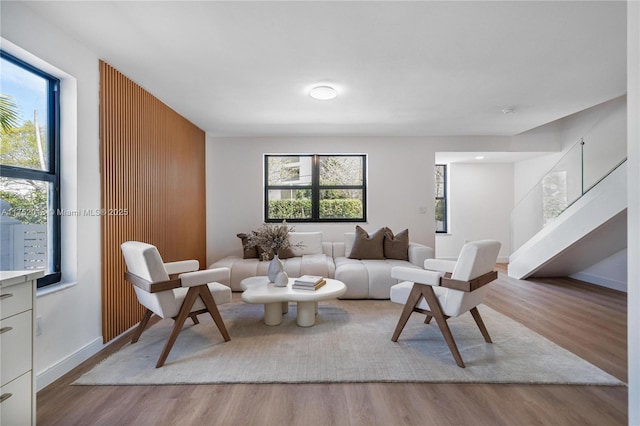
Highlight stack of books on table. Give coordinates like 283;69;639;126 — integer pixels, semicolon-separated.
292;275;326;291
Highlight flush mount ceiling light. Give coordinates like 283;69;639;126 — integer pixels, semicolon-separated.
309;85;337;100
475;156;485;160
501;107;516;114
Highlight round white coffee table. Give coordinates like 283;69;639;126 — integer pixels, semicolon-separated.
241;276;347;327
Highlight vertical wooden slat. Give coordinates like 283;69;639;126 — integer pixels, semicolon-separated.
99;61;206;343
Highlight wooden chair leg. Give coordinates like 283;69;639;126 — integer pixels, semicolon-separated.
470;307;492;343
189;313;200;325
155;287;200;368
198;285;231;342
422;286;466;368
391;284;424;342
424;315;433;324
131;309;153;344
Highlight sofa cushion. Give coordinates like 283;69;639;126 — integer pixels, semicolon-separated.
237;233;259;259
383;228;409;260
289;232;323;256
348;226;385;260
333;257;370;299
334;256;423;299
361;260;398;299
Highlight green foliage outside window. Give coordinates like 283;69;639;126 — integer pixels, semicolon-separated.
265;154;367;222
435;198;446;233
435;198;445;222
1;51;61;285
0;94;20;132
1;120;48;224
269;199;312;219
319;156;362;185
319;199;363;218
1;120;45;169
269;199;363;220
0;189;47;224
435;164;447;233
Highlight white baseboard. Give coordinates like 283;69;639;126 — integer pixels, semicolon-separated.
569;272;627;292
36;336;104;391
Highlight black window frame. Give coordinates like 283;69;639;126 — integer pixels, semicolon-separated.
264;154;367;223
435;164;448;234
0;50;61;288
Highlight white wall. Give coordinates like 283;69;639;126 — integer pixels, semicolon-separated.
558;96;627;191
513;95;627;205
570;249;627;292
207;137;435;263
627;1;639;423
205;135;546;265
435;163;513;262
1;2;103;389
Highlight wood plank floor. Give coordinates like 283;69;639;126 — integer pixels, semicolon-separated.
37;266;628;426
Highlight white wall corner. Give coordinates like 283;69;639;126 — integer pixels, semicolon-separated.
569;272;627;292
36;337;103;391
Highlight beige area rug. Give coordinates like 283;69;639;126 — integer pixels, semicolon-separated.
75;298;623;385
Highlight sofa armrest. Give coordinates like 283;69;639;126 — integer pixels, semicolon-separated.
408;243;434;268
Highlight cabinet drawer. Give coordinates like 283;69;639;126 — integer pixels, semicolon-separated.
0;311;32;387
0;371;32;426
0;281;33;320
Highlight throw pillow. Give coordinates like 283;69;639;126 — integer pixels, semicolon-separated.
278;246;295;259
288;232;323;256
237;233;259;259
348;226;385;260
384;227;409;260
257;245;295;261
257;246;274;261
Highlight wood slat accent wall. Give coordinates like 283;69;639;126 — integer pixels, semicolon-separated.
100;61;207;343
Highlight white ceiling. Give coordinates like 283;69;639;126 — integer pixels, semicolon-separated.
21;1;627;137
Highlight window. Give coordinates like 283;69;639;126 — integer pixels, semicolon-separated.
1;50;61;287
265;154;367;222
435;164;447;233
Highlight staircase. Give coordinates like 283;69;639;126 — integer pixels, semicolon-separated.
508;161;627;279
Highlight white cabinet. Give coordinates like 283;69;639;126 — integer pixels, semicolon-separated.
1;270;43;426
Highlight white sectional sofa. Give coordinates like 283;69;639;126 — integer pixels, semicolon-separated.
209;231;434;299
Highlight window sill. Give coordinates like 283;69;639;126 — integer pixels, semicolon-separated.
36;280;78;298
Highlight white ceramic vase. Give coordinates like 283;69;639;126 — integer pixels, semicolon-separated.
274;271;289;287
267;254;284;283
